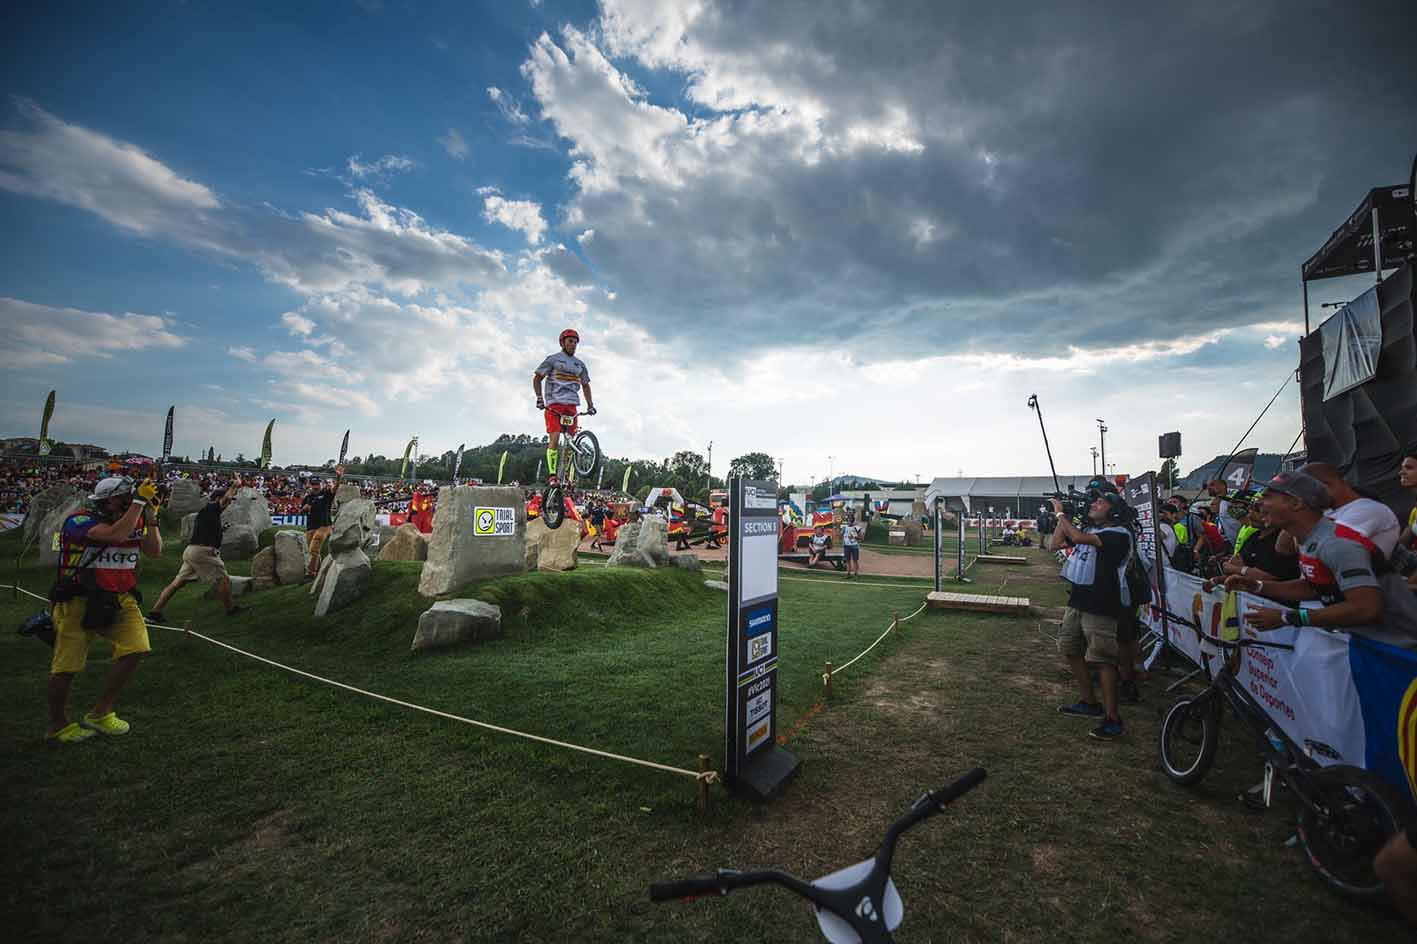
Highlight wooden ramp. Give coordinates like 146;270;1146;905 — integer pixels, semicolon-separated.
976;554;1029;565
926;591;1031;614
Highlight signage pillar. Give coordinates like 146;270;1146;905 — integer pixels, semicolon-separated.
725;477;799;797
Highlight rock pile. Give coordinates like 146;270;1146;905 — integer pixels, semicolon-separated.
312;499;374;616
219;487;270;560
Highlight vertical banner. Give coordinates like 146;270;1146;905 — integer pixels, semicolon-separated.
621;466;631;495
1122;470;1168;666
596;464;604;491
497;450;508;484
338;429;350;466
725;477;799;797
1217;447;1259;491
534;459;543;483
161;406;175;464
38;389;56;455
400;437;416;480
452;443;465;483
260;418;275;468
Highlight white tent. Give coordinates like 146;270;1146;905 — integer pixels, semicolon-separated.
647;486;685;510
924;475;1095;513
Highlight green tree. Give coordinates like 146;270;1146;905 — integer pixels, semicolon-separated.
1159;458;1179;490
727;451;777;480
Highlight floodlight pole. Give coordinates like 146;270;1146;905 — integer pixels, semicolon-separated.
1097;420;1108;479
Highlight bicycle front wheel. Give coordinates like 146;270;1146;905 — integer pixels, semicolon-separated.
543;487;565;530
1157;694;1218;786
572;430;601;479
1297;764;1411;898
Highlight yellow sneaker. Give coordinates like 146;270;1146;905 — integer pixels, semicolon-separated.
81;711;131;736
47;722;96;744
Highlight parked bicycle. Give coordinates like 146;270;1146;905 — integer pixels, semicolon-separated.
541;411;600;531
1157;631;1411;897
650;768;986;943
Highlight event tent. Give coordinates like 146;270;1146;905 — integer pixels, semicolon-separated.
923;475;1095;514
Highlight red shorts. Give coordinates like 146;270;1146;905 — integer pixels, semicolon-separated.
544;404;578;435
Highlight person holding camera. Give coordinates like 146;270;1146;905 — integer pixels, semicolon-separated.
146;481;244;623
45;476;163;743
1049;489;1136;740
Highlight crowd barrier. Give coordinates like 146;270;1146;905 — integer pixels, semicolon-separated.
1142;564;1417;805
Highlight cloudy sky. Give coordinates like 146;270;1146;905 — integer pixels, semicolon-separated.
2;0;1413;482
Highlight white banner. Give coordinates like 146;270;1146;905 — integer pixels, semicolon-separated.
0;513;24;532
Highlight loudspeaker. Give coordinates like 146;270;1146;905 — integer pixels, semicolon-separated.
1159;431;1182;458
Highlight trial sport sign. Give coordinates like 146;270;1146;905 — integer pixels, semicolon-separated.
725;477;799;797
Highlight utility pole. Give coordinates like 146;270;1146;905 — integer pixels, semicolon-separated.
1090;446;1099;475
827;455;836;493
706;440;713;494
777;457;784;485
1096;420;1108;479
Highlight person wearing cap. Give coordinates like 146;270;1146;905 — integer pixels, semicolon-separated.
533;328;595;486
45;476;163;743
146;479;244;623
1223;470;1417;649
1048;489;1136;740
301;467;343;579
1219;497;1299;582
1302;462;1402;560
1205;479;1244;546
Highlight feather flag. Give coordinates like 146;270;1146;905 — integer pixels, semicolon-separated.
497;450;508;484
161;406;175;464
338;429;350;466
621;466;631;494
400;437;417;480
259;419;275;468
38;390;55;456
535;459;543;482
452;443;465;483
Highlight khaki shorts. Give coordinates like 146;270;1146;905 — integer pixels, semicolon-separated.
1059;606;1119;665
175;544;229;584
51;594;151;674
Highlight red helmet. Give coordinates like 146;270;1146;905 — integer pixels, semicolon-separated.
559;328;580;343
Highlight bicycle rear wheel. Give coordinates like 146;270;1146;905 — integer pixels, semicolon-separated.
1297;764;1411;897
1157;695;1218;785
543;487;565;530
572;430;601;479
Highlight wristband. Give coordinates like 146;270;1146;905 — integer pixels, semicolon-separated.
1298;607;1310;627
132;499;147;508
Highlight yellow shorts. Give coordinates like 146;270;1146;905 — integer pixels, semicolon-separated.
51;594;152;675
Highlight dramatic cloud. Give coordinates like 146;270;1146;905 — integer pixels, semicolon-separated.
438;128;469;160
480;188;548;244
0;297;188;369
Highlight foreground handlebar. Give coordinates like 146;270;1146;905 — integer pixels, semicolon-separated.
933;766;987;806
649;877;725;901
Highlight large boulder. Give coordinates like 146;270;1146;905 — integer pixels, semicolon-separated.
333;482;361;512
180;512;198;543
525;517;579;572
167;479;207;517
900;518;924;547
606;521;649;567
606;516;670;568
637;515;670;565
418;486;527;597
33;492;88;568
377;523;428;562
309;553;334;596
22;483;86;546
327;499;375;553
251;546;278;590
670;553;702;572
411;599;503;652
313;549;371;617
273;530;309;584
222;523;259;560
222;487;272;536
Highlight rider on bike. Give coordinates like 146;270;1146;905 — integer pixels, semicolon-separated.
533;328;595;485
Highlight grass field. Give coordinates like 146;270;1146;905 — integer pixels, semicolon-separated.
1;527;1403;942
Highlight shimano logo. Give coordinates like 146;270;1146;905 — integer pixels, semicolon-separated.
855;896;878;922
747;612;772;629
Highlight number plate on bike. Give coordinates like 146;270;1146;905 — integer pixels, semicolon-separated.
559;414;576;428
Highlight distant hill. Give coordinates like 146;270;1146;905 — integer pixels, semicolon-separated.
1179;453;1292;490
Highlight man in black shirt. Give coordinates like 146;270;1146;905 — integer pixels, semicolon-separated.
148;483;241;621
302;469;343;579
1048;490;1134;741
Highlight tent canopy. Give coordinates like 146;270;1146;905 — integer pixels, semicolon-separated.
1302;184;1414;282
924;475;1094;512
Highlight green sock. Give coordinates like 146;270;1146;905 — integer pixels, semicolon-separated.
546;446;557;477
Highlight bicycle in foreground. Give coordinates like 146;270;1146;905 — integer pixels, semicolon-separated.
1157;632;1411;897
541;410;600;530
650;768;986;943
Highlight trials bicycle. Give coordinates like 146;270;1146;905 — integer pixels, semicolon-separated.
649;768;986;943
1157;630;1411;897
541;410;600;531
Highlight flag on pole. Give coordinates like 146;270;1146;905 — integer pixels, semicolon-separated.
38;390;55;456
497;450;508;484
161;406;175;464
400;437;417;480
1217;447;1259;492
338;429;350;466
535;459;543;482
596;465;604;490
260;419;275;468
621;466;631;494
452;443;465;483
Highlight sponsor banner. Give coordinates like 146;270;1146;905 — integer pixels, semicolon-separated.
1142;563;1417;803
270;514;308;528
964;518;1036;529
474;506;515;536
0;513;24;531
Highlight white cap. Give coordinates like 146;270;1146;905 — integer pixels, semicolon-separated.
88;477;134;502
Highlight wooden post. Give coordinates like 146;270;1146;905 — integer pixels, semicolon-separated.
824;661;834;700
697;754;710;816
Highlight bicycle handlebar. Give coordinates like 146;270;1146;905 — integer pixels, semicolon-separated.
649;876;728;901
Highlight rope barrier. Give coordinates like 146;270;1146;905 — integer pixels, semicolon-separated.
822;601;929;683
2;583;717;785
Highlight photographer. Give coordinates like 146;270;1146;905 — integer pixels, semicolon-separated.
146;481;244;623
45;476;163;744
1049;487;1135;741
